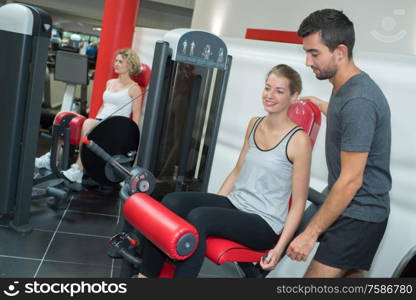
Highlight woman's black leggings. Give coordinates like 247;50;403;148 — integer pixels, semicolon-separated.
140;192;278;278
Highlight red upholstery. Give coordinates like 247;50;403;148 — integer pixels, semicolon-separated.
205;101;321;266
288;101;321;147
159;261;176;278
206;237;268;265
132;64;151;88
123;193;199;261
54;112;87;145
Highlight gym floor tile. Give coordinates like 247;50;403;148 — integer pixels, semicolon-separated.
0;141;243;278
0;227;54;259
24;200;62;231
0;256;40;277
44;232;113;266
58;211;118;237
110;266;121;278
0;202;60;232
36;260;113;278
68;192;120;216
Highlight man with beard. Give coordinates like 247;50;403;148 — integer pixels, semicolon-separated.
286;9;392;278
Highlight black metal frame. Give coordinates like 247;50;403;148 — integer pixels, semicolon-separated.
0;3;51;232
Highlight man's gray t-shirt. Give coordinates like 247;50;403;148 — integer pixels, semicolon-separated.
326;72;391;222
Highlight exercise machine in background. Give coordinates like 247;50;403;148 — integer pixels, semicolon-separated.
54;50;89;114
0;3;52;232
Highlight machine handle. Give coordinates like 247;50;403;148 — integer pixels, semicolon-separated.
118;248;143;268
308;187;326;205
82;137;131;179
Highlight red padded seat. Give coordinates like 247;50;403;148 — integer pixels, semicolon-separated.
206;237;268;265
54;112;87;145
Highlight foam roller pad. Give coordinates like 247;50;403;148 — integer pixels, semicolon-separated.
123;193;199;260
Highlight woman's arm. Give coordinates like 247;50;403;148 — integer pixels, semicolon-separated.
260;130;312;270
217;117;259;196
130;84;143;126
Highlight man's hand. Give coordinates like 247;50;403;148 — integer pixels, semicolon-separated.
286;231;317;261
300;96;328;115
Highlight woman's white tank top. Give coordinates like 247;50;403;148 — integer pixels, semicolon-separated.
96;81;135;119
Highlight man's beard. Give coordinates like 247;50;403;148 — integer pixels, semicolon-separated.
314;64;338;80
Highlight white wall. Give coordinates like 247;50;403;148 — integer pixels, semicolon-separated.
192;0;416;56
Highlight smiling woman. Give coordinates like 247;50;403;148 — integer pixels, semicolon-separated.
262;65;302;114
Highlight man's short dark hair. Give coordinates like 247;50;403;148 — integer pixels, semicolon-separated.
297;9;355;58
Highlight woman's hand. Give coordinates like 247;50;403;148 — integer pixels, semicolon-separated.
259;248;283;271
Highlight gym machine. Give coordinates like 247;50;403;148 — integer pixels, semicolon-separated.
137;29;232;200
0;3;52;232
54;50;89;114
110;29;232;276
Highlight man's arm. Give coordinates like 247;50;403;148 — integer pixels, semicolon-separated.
286;150;368;261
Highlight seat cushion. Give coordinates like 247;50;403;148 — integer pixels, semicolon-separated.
54;112;86;145
69;115;87;144
206;237;268;265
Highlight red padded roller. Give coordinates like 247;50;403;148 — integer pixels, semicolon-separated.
54;111;86;145
123;193;199;260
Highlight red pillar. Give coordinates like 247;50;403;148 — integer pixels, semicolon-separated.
89;0;140;118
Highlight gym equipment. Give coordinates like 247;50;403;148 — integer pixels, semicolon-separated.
137;29;232;200
32;112;86;210
80;116;141;186
54;50;89;113
110;192;198;272
0;3;52;232
76;116;155;194
33;64;151;210
35;112;87;183
112;28;232;276
114;101;321;278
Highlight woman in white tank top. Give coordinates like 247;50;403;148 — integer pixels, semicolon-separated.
55;49;142;183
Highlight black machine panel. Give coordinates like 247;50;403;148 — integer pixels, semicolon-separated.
0;3;51;231
137;29;232;200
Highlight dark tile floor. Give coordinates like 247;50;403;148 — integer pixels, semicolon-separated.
0;137;242;278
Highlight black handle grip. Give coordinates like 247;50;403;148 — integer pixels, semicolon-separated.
86;140;131;179
86;141;113;162
118;248;143;268
308;187;326;205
